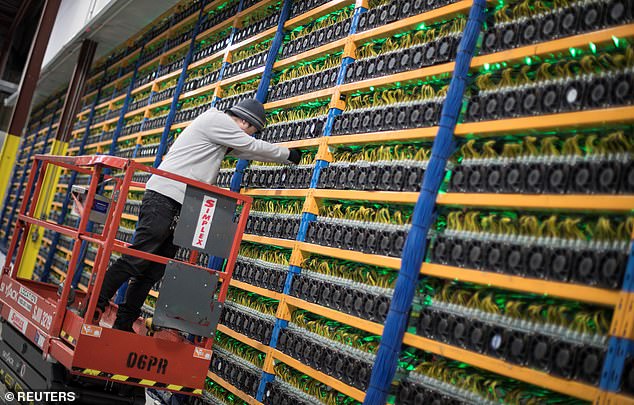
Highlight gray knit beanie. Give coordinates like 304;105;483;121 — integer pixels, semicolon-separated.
227;99;266;131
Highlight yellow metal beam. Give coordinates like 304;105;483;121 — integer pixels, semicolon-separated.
0;134;21;204
17;139;68;279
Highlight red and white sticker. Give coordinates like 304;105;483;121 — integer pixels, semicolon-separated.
81;324;102;337
193;347;212;360
8;309;28;334
192;196;217;249
19;286;38;305
17;296;32;312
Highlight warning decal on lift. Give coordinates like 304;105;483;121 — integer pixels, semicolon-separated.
192;196;217;249
72;368;203;395
8;309;27;334
81;324;102;337
193;347;212;360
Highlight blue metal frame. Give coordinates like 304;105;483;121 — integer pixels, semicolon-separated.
153;2;207;167
364;1;486;402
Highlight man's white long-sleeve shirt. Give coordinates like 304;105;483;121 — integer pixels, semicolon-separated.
146;108;290;204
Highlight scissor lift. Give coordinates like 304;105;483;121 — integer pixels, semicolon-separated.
0;155;251;403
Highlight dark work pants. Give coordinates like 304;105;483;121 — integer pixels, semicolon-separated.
97;190;181;329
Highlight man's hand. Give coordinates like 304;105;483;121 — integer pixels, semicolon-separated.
288;148;302;165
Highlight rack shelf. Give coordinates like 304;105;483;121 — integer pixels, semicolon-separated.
241;189;309;197
217;324;271;353
220;66;266;87
264;87;333;109
297;241;401;269
273;37;347;70
275;350;366;402
455;106;634;136
312;189;418;204
421;263;621;307
243;234;297;249
402;332;601;402
436;193;634;212
285;0;355;30
230;279;283;300
283;295;384;335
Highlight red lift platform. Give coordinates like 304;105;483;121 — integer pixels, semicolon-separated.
0;154;251;401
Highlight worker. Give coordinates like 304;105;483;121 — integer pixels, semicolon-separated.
94;99;302;332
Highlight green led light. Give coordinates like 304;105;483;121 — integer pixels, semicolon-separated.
484;63;490;70
370;86;375;91
524;56;532;65
589;42;597;53
613;35;620;46
569;47;577;57
417;22;426;30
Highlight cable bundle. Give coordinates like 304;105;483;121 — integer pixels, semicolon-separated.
234;2;281;42
332;82;448;135
174;94;214;123
347;17;465;83
450;128;634;194
165;21;196;53
115;138;136;158
398;351;582;404
430;208;633;288
269;54;342;101
157;47;189;77
260;102;330;143
482;0;632;54
214;331;266;368
137;134;163;157
226;287;279;317
135;62;159;87
243;150;315;189
357;0;459;31
318;143;432;192
121;115;144;135
184;59;223;92
128;89;152;111
204;379;250;405
276;310;378;390
302;255;396;289
112;76;132;98
272;363;361;405
193;28;232;61
143;106;170;130
466;43;634;122
246;198;303;240
234;243;290;292
215;78;261;111
280;7;354;59
225;39;273;78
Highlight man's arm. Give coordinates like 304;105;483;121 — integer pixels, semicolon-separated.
208;115;291;163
